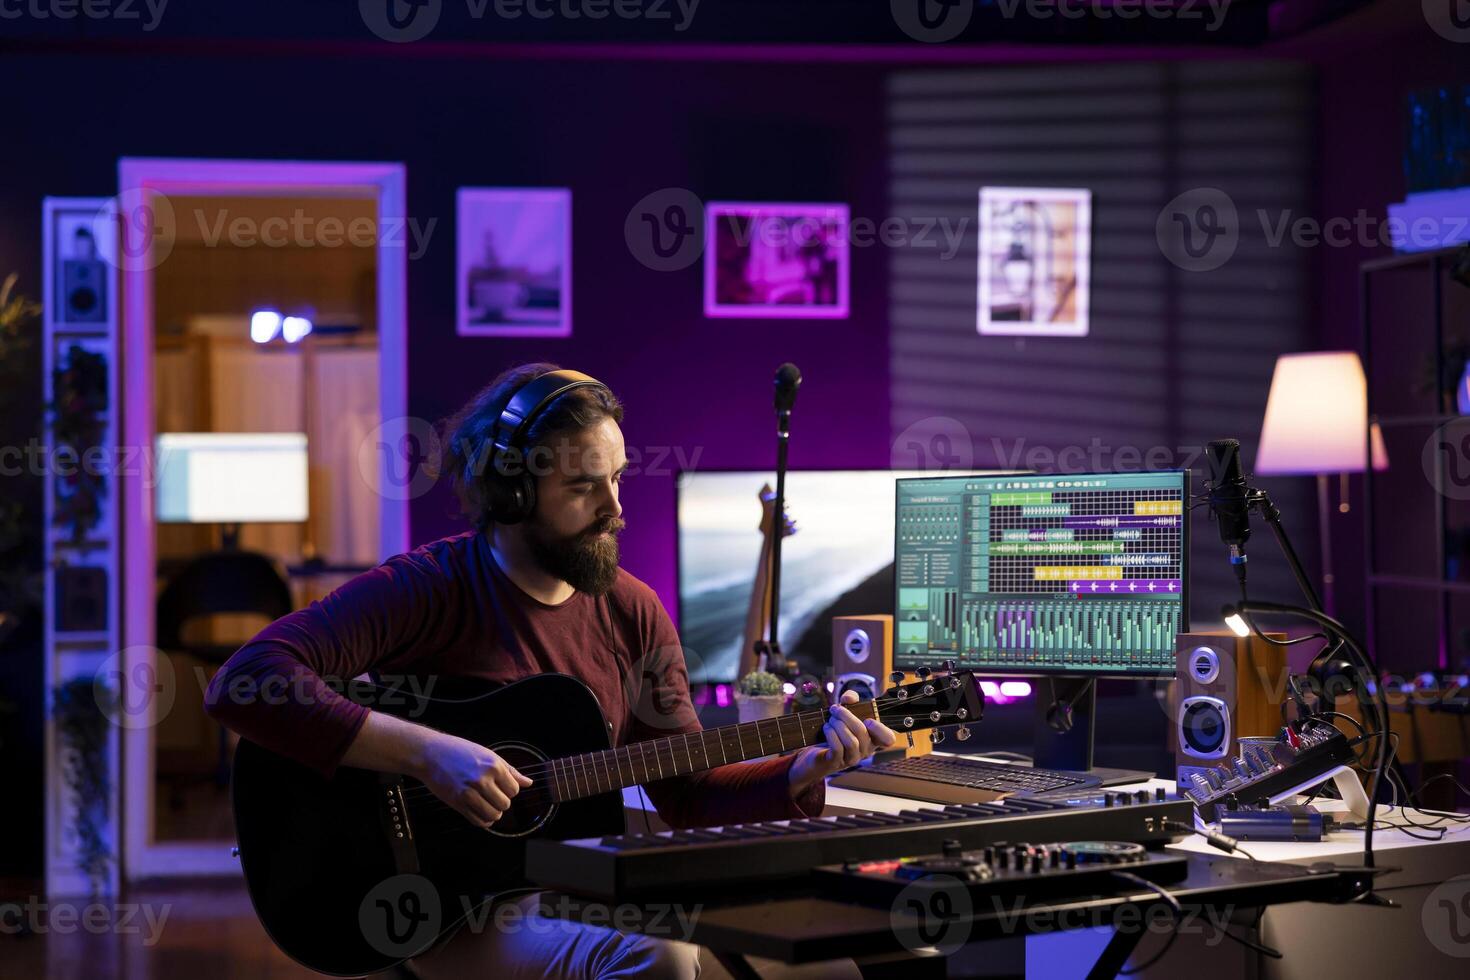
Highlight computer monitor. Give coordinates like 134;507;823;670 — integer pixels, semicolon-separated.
155;432;310;525
676;469;943;684
893;470;1189;772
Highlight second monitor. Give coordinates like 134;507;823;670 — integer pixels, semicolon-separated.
894;471;1189;677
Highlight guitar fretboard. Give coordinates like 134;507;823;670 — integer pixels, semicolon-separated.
546;702;877;802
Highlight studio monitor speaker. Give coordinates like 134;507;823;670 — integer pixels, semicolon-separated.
833;614;932;758
1171;631;1286;785
833;614;892;702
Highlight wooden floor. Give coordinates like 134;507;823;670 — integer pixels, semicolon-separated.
0;878;317;979
0;877;799;980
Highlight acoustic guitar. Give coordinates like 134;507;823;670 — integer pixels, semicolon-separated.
230;668;983;975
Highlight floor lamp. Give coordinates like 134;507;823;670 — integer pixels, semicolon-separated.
1255;351;1388;616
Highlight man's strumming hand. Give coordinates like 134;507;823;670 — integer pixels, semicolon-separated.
417;729;533;829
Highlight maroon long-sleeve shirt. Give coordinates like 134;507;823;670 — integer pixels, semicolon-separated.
203;531;823;829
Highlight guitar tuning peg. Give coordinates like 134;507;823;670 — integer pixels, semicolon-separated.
916;666;933;680
955;725;972;742
929;729;945;744
938;660;957;675
889;671;905;685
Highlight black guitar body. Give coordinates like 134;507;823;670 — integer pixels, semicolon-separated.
231;673;624;977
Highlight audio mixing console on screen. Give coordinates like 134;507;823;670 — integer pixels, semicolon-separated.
894;471;1188;677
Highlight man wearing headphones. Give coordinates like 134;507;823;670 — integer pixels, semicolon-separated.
205;362;894;978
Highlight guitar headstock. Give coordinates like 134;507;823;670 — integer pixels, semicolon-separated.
875;661;984;745
758;484;798;539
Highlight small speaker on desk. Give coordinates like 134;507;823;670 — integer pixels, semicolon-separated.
833;614;891;701
1171;631;1286;785
833;614;931;758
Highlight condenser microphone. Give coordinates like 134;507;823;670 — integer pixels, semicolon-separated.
1206;438;1253;592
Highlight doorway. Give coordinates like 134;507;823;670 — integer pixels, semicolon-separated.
119;159;408;878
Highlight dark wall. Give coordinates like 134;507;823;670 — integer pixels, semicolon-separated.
0;50;894;613
885;60;1319;634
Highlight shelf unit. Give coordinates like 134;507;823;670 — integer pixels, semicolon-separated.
42;198;123;897
1360;244;1468;671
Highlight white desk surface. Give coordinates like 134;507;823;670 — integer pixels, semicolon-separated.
622;752;1470;879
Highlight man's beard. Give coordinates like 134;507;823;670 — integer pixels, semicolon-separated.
525;516;626;596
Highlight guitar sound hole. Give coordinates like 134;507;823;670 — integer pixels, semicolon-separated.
487;743;555;838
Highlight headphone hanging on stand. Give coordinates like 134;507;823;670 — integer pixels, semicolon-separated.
486;369;611;525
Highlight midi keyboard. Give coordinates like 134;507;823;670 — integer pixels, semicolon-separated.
526;793;1191;900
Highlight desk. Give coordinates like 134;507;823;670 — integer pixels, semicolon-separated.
608;763;1470;977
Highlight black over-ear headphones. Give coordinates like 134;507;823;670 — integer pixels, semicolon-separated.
486;369;611;525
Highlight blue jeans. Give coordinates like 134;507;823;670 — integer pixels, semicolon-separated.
411;891;701;980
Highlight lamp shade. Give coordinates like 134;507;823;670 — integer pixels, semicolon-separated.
1256;351;1388;476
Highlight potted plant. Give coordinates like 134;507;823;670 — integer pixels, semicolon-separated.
0;274;42;634
735;670;787;723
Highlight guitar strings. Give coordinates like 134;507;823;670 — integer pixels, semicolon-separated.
391;689;962;836
395;730;861;805
394;690;927;792
389;692;951;832
393;692;941;812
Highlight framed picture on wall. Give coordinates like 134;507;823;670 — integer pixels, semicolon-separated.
977;186;1091;338
457;187;572;337
704;202;850;318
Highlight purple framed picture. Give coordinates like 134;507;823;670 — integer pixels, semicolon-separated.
704;202;850;319
457;187;572;338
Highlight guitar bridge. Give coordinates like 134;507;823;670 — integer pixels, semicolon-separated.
379;777;420;874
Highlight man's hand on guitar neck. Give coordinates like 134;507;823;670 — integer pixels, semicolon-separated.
787;690;897;798
341;711;533;829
